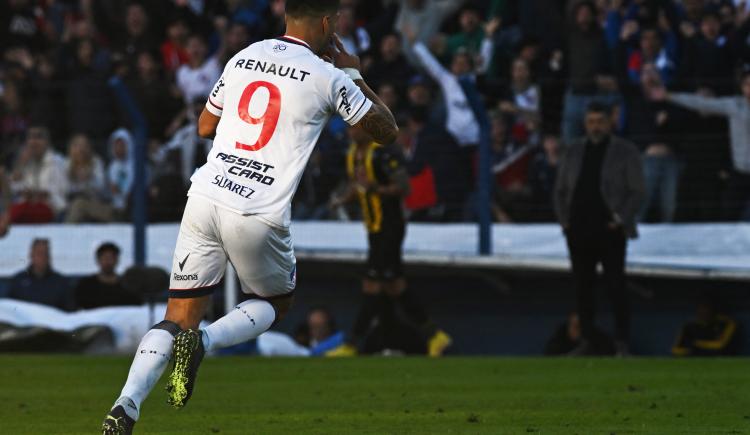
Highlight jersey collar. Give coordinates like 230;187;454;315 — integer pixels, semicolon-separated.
277;35;313;52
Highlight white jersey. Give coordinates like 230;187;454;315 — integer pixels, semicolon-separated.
190;36;373;228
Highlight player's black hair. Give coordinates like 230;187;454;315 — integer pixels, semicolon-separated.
285;0;339;18
586;101;612;116
96;242;121;259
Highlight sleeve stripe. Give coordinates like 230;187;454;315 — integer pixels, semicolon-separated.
208;97;223;111
348;98;368;121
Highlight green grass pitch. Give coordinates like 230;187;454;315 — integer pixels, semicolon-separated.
1;355;748;434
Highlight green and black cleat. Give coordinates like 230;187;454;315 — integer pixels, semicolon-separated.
166;329;205;409
101;405;136;435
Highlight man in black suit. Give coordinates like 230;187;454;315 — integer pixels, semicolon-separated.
554;102;645;356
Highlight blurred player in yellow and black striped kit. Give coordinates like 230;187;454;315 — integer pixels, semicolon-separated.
331;127;451;356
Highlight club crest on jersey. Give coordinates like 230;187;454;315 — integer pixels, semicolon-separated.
273;43;287;52
338;86;352;115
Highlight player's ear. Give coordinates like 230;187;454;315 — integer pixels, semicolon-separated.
321;15;329;37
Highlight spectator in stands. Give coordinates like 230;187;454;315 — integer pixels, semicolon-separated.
735;6;750;67
528;134;561;222
115;3;158;60
10;126;68;222
653;71;750;220
561;1;618;144
156;98;213;186
295;307;353;356
148;170;188;223
63;37;115;150
126;51;182;142
107;128;135;220
498;57;542;139
0;79;29;161
377;82;405;120
405;27;481;147
0;0;47;51
544;312;615;356
7;239;72;311
161;18;190;74
406;106;473;222
395;0;464;65
74;242;140;310
306;307;338;348
679;11;734;94
27;54;66;146
0;168;10;237
616;23;678;88
405;74;434;109
626;63;684;223
445;5;485;59
362;33;416;92
336;6;371;56
64;134;110;223
554;102;645;356
176;34;221;104
488;112;533;223
672;293;739;357
65;134;106;200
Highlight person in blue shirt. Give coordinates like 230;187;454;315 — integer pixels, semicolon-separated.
7;238;72;311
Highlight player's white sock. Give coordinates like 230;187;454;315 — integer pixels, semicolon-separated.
202;299;276;352
117;321;180;420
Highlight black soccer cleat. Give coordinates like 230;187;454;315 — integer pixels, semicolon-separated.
166;329;205;409
102;405;136;435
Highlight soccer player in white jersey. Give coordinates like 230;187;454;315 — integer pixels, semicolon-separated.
102;1;398;433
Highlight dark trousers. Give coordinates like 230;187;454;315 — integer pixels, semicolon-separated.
722;171;750;221
565;227;629;342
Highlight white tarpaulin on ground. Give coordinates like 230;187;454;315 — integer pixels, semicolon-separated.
0;222;748;279
0;299;308;355
0;299;166;353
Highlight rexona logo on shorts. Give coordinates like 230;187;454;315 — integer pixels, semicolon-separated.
173;273;199;281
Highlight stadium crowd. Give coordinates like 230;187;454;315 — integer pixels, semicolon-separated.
1;0;750;227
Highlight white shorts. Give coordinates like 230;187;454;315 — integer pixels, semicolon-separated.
168;195;296;300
